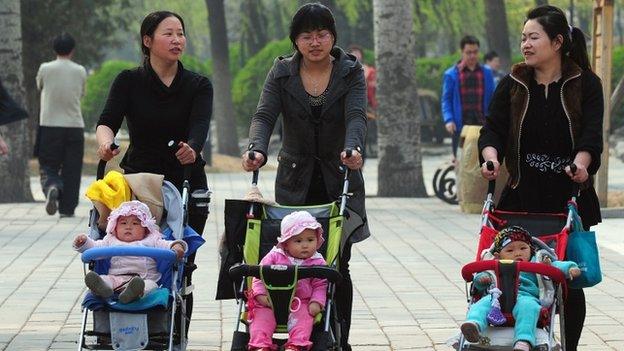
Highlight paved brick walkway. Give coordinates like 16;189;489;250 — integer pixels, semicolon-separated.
0;156;623;350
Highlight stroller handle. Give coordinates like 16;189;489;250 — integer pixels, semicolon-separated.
569;163;580;199
168;140;193;181
81;246;178;266
96;141;119;180
486;160;495;195
461;260;567;284
248;151;259;185
229;264;342;283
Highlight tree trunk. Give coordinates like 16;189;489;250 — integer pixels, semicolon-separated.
205;0;240;156
373;0;427;197
484;0;512;70
568;0;575;26
611;74;624;117
432;1;457;55
0;1;34;202
535;0;548;5
240;0;269;60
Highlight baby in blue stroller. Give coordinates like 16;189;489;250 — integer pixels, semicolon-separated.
73;201;187;304
75;170;207;351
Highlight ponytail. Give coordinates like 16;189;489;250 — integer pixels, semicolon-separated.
569;26;591;71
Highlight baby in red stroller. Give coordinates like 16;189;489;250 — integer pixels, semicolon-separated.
460;226;580;351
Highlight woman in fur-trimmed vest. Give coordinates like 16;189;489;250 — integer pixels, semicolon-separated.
478;5;603;351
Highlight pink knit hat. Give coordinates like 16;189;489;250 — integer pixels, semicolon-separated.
277;211;324;250
106;200;160;237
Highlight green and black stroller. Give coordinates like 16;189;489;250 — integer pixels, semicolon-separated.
217;153;364;351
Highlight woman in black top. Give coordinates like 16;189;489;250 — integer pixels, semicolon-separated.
96;11;212;332
478;6;603;350
241;4;369;350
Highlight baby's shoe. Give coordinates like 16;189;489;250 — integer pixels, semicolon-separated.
513;340;531;351
119;277;145;304
460;321;481;343
84;271;113;299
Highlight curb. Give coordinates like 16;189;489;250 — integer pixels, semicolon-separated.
601;207;624;218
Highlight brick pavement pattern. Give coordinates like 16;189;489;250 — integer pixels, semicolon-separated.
0;163;623;350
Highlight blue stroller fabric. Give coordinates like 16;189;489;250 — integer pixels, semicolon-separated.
83;288;170;311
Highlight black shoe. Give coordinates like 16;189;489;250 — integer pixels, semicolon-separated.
45;187;59;215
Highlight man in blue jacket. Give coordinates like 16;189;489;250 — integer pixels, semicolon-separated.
441;35;495;158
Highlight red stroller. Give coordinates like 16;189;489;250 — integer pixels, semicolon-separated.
455;162;580;351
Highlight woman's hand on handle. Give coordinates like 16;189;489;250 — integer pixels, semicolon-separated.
97;141;120;161
242;151;264;172
481;160;500;181
480;146;499;180
175;141;196;165
96;125;120;161
565;151;591;183
341;149;363;170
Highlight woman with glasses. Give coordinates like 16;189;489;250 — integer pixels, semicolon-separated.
241;3;369;350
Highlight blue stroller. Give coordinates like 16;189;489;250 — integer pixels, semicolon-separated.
76;153;209;351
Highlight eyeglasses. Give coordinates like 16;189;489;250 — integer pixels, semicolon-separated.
297;32;333;45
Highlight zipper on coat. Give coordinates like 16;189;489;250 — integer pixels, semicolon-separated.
560;72;581;151
509;73;531;189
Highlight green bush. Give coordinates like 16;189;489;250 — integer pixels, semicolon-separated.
232;38;293;135
414;54;460;93
82;60;135;130
181;54;210;77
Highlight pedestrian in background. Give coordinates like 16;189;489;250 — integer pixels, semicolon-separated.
441;35;496;159
36;33;87;218
348;44;378;158
484;51;506;85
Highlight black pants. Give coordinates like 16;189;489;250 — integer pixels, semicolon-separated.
336;241;354;350
38;127;84;215
563;287;586;350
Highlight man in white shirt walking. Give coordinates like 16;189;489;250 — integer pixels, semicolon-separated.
36;33;87;217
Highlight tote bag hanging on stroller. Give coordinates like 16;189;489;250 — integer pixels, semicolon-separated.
566;203;602;288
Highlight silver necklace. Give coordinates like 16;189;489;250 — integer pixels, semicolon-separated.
302;60;332;96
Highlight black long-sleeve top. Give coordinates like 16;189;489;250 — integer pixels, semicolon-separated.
480;70;603;226
97;61;212;189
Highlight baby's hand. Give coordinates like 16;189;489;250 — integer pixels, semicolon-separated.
477;274;492;285
171;243;185;259
308;301;322;316
73;234;87;247
256;295;271;307
569;267;581;279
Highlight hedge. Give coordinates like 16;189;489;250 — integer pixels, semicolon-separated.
81;60;136;130
231;38;293;135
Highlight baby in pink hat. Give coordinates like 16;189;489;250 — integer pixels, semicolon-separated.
249;211;328;351
73;200;187;304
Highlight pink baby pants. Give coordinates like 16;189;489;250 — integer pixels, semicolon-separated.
101;274;158;294
248;299;315;350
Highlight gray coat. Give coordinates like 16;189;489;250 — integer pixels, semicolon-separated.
248;47;370;242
